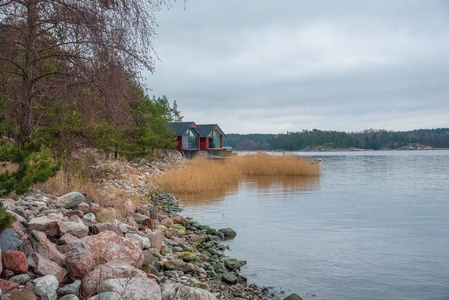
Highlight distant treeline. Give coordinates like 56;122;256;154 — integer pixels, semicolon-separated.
224;128;449;151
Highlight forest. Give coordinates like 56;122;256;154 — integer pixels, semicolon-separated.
0;0;180;196
224;128;449;151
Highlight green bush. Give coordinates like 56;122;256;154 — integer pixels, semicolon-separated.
0;140;61;196
0;206;16;231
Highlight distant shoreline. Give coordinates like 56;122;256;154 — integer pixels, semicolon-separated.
234;147;449;153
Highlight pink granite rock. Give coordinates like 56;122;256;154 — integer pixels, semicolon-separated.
145;230;164;253
64;221;89;238
160;218;174;227
81;231;143;267
1;287;37;300
2;250;28;274
27;216;68;237
65;247;96;280
81;261;146;296
31;253;67;282
0;278;19;292
19;230;65;267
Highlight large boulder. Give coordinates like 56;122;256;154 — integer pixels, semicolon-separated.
30;253;67;282
33;275;59;300
27;216;68;237
0;229;21;252
81;231;143;267
98;277;161;300
2;250;28;274
19;230;65;266
81;261;146;296
57;192;85;209
65;247;96;280
161;283;217;300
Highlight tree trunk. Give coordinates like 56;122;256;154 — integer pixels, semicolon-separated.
20;0;38;148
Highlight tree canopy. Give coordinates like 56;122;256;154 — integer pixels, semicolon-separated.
0;0;167;147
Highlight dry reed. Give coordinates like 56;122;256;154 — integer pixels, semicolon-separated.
236;153;320;176
154;153;319;194
153;157;241;194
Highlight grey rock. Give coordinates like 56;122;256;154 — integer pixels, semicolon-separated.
65;222;89;238
86;292;122;300
98;277;161;300
221;272;238;284
0;229;21;252
82;213;96;226
224;258;240;271
284;293;303;300
9;274;31;285
33;275;59;300
57;192;85;209
161;283;217;300
58;280;81;296
60;295;79;300
217;228;237;240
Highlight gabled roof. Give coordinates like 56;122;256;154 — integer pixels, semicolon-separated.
168;122;203;136
196;124;227;138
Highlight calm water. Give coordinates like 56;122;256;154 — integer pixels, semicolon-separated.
177;151;449;300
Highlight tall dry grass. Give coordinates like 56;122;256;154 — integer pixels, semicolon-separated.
236;153;320;176
154;153;320;194
153;157;241;194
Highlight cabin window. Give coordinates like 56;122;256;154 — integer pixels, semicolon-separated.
183;128;198;149
209;130;221;148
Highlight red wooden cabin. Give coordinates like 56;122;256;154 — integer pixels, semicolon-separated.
168;122;202;158
196;124;227;151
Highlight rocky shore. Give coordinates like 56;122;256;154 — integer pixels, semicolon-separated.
0;151;302;300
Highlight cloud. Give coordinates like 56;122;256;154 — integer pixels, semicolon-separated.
144;0;449;133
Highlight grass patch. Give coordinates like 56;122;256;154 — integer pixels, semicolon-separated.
154;153;319;194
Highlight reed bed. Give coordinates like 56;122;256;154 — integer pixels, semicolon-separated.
153;157;241;194
236;153;320;176
154;153;319;194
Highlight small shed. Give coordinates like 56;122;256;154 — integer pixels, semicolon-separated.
196;124;227;152
168;122;202;158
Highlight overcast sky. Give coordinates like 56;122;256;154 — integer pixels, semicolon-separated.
144;0;449;134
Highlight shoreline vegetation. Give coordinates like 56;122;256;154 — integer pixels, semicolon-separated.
154;154;320;194
0;150;302;300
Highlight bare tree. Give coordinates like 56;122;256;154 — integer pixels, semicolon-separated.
0;0;167;147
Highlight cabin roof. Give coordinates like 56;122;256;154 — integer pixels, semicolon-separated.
169;122;203;136
196;124;227;138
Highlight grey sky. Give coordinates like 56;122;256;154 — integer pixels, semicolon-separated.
144;0;449;134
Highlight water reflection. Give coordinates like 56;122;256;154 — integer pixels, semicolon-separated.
177;175;320;206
